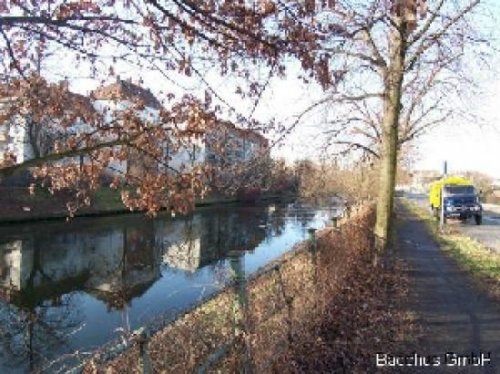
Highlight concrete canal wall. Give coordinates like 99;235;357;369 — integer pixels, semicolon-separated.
81;204;375;374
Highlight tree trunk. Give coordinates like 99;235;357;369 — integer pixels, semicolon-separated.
374;24;407;252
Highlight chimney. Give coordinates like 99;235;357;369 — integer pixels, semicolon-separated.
61;78;69;90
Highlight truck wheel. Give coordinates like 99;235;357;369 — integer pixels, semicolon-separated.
475;214;482;225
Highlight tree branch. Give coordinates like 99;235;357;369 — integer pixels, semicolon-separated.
0;138;129;177
330;140;379;159
406;0;480;71
0;26;26;78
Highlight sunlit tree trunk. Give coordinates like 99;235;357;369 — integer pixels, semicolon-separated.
374;21;407;252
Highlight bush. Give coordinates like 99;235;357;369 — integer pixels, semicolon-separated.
236;186;262;202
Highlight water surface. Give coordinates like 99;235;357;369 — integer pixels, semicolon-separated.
0;201;338;372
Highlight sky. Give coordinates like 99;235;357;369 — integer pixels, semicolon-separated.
411;77;500;178
248;58;500;179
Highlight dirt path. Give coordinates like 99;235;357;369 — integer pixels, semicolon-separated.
396;205;500;373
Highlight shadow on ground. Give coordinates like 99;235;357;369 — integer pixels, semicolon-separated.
396;204;500;373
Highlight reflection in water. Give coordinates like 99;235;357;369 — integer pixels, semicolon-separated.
0;201;337;372
0;239;86;370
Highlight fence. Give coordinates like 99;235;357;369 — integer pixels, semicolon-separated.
78;204;375;374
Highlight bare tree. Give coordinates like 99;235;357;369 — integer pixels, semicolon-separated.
279;0;492;249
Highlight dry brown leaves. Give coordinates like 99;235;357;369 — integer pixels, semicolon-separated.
276;257;417;373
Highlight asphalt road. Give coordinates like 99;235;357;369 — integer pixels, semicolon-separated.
404;192;500;254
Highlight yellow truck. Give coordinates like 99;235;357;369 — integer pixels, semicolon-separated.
429;176;482;225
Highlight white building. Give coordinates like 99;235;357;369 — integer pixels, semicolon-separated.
0;78;269;181
0;97;35;165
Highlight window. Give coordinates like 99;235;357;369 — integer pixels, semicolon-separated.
191;144;198;163
443;185;475;195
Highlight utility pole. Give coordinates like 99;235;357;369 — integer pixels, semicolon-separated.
440;160;448;230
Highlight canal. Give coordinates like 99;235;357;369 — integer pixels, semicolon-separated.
0;200;339;372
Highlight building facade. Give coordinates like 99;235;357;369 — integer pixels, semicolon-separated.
0;78;269;181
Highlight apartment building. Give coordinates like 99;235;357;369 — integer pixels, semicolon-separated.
0;78;269;181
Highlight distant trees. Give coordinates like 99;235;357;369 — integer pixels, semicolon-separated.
462;171;494;200
294;159;378;202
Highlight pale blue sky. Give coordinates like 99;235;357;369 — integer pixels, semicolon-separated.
414;78;500;178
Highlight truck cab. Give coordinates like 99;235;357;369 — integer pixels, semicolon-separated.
429;177;483;225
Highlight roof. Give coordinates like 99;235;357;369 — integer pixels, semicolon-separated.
64;91;97;117
431;176;473;188
92;79;162;110
89;277;158;310
0;79;98;125
218;121;268;147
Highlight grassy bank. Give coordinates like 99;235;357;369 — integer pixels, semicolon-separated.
0;187;127;223
402;199;500;300
0;186;295;224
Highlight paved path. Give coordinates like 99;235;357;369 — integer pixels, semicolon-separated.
396;205;500;373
